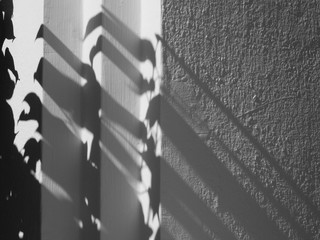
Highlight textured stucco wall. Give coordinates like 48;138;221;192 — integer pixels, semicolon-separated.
161;1;320;240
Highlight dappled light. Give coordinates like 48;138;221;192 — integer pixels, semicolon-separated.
3;1;161;239
3;1;318;240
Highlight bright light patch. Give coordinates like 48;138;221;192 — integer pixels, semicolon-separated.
18;231;24;239
14;120;39;152
78;220;83;229
95;218;101;231
33;160;42;183
80;128;94;160
80;78;88;87
21;101;31;115
91;162;98;169
42;172;72;201
82;0;102;85
89;214;102;231
41;89;81;139
32;163;72;202
141;164;151;188
5;0;43;151
24;156;29;164
100;141;148;193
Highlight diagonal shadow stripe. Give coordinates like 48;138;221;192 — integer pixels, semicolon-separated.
101;122;141;181
157;34;320;222
161;96;287;240
35;58;81;122
36;25;101;240
101;90;147;140
90;35;152;94
84;7;155;66
162;159;238;240
211;131;315;240
36;25;82;76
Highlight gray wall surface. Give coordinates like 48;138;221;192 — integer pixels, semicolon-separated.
161;1;320;240
100;1;145;240
21;1;320;239
41;1;158;240
42;1;83;240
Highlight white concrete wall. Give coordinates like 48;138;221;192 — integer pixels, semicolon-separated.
40;0;161;239
99;1;161;239
100;1;142;239
8;1;161;239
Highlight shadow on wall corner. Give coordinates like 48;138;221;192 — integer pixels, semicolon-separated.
32;7;161;238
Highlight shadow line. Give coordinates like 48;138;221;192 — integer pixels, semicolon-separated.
162;160;238;240
36;24;101;240
161;96;287;240
34;57;81;122
157;35;320;221
90;35;153;94
37;21;160;239
102;89;147;140
85;7;155;66
211;131;314;240
100;145;153;240
101;122;141;181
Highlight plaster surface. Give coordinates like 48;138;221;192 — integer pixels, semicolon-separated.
161;1;320;240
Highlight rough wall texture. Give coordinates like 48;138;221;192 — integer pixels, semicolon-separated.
161;1;320;240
